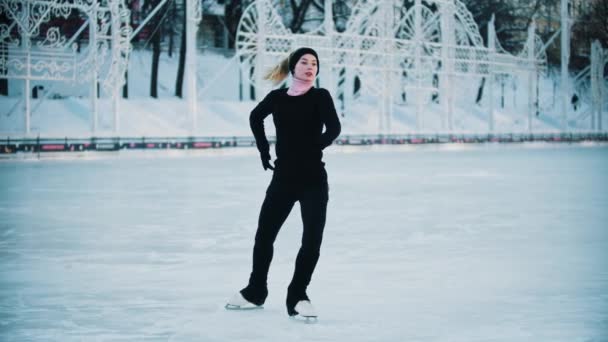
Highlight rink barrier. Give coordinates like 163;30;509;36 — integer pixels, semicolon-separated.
1;133;607;155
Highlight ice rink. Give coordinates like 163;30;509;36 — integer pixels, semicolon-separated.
1;143;607;341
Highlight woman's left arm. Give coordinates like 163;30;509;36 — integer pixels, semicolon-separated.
319;89;342;149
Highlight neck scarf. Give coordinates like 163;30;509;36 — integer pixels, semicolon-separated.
287;76;314;96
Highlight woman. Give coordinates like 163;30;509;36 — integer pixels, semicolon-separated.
226;47;341;319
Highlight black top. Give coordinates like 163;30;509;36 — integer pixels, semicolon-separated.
250;87;341;181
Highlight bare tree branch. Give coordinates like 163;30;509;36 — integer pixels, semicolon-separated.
311;0;323;12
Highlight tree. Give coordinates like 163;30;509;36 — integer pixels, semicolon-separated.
458;0;547;103
532;0;561;67
150;20;162;98
167;0;178;57
287;0;316;33
572;0;608;69
122;0;138;98
271;0;322;33
460;0;522;51
143;0;168;98
175;2;186;98
331;0;353;33
225;0;251;49
0;11;7;95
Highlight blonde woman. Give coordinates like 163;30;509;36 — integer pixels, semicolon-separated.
226;47;341;320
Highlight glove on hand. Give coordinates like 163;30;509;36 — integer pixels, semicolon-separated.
260;153;275;171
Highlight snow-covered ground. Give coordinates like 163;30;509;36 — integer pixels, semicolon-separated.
1;49;603;138
1;143;607;341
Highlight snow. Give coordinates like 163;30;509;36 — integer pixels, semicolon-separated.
1;49;604;138
1;143;607;341
0;50;257;138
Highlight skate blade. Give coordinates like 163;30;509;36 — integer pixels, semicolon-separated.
225;303;263;311
290;315;318;324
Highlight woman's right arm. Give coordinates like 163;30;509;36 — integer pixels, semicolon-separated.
249;91;275;161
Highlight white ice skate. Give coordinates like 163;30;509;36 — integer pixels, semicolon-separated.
291;300;318;323
225;292;263;311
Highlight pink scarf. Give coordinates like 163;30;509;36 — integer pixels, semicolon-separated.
287;76;314;96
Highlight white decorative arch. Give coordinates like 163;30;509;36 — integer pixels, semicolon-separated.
235;0;547;133
0;0;131;133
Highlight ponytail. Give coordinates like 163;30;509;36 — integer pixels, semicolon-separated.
264;56;290;85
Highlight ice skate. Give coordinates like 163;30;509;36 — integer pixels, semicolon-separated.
289;300;318;323
225;292;263;311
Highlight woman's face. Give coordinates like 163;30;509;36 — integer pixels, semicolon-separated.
293;54;318;81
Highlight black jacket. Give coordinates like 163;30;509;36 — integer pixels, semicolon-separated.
250;87;341;180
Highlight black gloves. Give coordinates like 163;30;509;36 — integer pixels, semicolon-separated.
260;153;275;171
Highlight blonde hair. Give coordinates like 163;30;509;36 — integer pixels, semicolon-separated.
264;56;290;85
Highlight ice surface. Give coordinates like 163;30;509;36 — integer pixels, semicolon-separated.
1;144;607;341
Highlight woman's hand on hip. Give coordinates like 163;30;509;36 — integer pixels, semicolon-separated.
260;153;275;171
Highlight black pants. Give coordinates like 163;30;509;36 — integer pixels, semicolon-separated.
241;171;329;306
